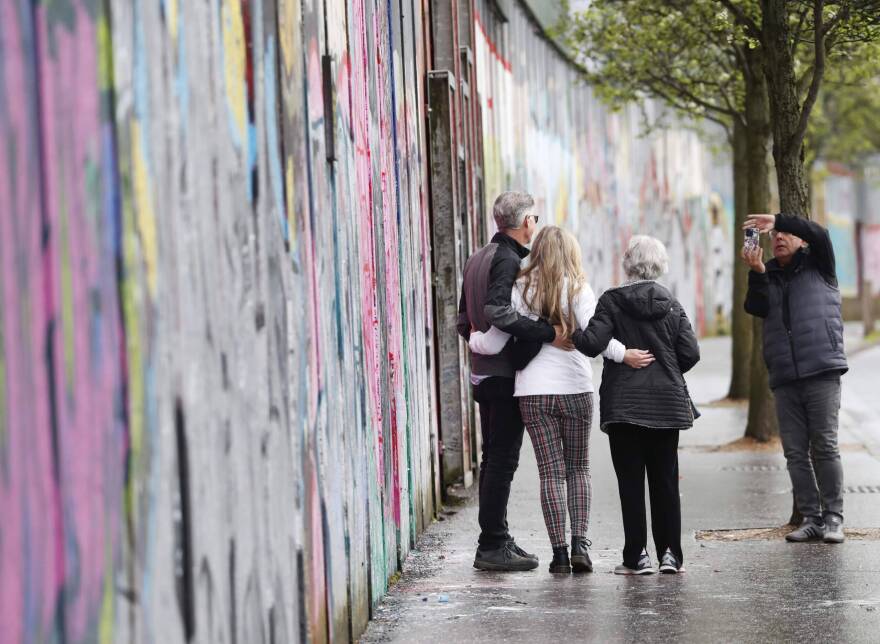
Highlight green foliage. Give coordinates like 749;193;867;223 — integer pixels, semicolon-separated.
806;41;880;166
560;0;748;130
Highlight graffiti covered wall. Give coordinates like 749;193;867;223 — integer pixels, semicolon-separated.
1;0;437;641
474;1;735;334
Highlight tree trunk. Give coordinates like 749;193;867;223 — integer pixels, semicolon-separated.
774;145;811;216
742;49;779;441
727;120;752;399
762;0;813;216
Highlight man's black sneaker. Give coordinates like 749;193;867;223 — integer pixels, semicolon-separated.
614;549;655;575
785;518;826;542
823;514;845;544
549;546;572;574
508;539;539;562
570;536;593;573
473;543;539;572
659;548;684;574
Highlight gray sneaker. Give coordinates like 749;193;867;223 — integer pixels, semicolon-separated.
823;514;845;544
474;543;539;571
785;518;825;542
614;549;656;575
659;548;684;574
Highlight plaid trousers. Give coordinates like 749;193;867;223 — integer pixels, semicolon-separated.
519;393;594;548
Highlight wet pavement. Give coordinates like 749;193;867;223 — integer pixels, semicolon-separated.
362;329;880;643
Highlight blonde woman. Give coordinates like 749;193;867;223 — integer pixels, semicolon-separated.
469;226;654;574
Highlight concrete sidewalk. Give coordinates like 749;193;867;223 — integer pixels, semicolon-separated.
362;330;880;643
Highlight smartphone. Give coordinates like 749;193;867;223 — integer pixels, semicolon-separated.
744;227;759;252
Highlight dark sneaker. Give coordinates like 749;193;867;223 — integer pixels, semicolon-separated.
823;514;845;544
785;518;826;542
474;543;539;572
659;548;684;574
570;536;593;573
549;546;572;574
507;539;539;562
614;550;655;575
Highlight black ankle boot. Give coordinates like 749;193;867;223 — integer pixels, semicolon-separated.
570;536;593;573
549;546;571;573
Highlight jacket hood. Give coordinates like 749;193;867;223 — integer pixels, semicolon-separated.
609;281;673;320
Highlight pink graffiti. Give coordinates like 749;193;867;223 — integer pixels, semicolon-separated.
373;4;405;527
350;0;385;484
2;4;126;642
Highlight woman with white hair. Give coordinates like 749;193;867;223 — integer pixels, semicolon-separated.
468;226;654;574
572;235;700;575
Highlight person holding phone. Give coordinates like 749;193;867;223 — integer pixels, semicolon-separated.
741;213;848;543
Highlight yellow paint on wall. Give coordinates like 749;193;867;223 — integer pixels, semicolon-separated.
278;0;299;77
222;0;248;141
131;121;158;296
167;0;179;41
555;176;569;225
99;557;114;643
97;15;112;89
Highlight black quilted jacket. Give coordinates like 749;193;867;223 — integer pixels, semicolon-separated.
572;281;701;432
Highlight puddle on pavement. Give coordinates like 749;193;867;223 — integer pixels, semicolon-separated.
695;526;880;541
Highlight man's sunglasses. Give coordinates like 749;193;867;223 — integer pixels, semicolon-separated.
529;214;540;224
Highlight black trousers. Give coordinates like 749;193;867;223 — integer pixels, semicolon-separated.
473;377;524;550
607;424;682;568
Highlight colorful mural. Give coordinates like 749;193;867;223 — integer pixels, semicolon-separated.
2;0;436;641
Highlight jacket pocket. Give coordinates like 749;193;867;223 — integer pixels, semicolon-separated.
825;320;840;350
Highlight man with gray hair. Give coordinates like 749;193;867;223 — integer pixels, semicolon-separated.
457;190;567;571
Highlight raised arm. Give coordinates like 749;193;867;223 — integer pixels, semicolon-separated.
484;254;555;342
774;213;836;282
743;271;770;318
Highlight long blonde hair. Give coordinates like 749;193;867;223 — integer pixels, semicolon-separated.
519;226;586;338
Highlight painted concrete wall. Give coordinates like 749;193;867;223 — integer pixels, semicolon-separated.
2;0;437;642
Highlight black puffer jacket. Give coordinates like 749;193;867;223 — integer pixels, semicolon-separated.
743;214;848;389
572;281;700;432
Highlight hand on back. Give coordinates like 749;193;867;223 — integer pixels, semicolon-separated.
551;325;575;351
623;349;654;369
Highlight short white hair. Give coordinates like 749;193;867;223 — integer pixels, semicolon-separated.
623;235;669;281
493;191;534;230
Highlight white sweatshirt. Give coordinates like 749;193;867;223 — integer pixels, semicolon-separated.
469;279;625;397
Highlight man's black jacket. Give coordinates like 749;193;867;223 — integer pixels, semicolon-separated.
457;232;554;378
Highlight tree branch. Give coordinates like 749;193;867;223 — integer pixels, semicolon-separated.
718;0;762;39
645;83;734;129
646;70;740;118
792;0;827;150
790;5;811;57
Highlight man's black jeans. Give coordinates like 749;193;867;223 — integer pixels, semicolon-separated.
607;423;682;568
473;376;524;550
